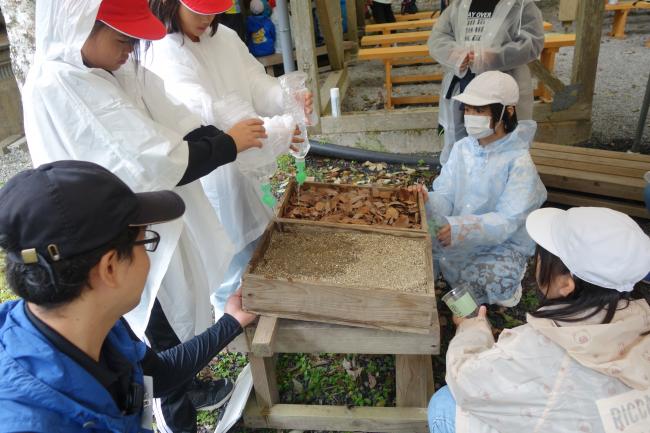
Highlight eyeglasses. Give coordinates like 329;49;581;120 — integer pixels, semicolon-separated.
133;230;160;252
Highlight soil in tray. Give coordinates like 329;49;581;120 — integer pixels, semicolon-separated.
282;185;422;229
252;229;431;294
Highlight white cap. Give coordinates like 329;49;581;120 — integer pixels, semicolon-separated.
526;207;650;292
453;70;519;107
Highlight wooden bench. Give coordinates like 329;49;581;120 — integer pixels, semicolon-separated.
256;40;357;76
605;1;650;39
357;32;575;108
531;142;650;218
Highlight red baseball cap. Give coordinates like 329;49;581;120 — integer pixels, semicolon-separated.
180;0;233;15
97;0;167;41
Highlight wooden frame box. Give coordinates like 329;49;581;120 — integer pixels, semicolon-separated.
276;179;430;235
242;220;438;335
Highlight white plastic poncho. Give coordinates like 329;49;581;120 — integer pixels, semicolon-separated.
144;25;287;254
428;0;544;163
427;120;547;304
21;0;234;342
445;300;650;433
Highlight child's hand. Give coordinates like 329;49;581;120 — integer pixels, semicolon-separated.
437;224;452;247
228;118;267;153
452;305;487;326
407;184;429;202
291;125;304;144
302;91;314;116
224;288;257;327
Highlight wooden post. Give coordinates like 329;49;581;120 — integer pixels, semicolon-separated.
250;354;280;409
345;0;359;51
355;0;366;29
251;316;279;357
571;0;605;108
558;0;579;23
315;0;345;70
395;355;434;408
290;0;321;132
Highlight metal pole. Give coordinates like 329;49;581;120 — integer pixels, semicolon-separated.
632;71;650;153
275;0;295;73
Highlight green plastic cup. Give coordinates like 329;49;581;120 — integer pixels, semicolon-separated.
441;285;479;318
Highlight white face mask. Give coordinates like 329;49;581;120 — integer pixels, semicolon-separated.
464;114;493;139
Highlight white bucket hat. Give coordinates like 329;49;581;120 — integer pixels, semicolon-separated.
453;70;519;107
526;207;650;292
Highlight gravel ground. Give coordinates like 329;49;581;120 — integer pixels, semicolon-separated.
0;140;30;184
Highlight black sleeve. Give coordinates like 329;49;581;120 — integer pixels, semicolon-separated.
177;125;238;186
141;313;243;397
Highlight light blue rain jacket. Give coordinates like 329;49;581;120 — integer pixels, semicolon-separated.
427;120;547;303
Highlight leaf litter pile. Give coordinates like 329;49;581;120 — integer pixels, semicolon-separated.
282;184;423;229
253;227;432;294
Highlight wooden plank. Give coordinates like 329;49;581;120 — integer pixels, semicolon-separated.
244;400;429;432
395;11;438;21
319;68;349;116
228;318;440;354
536;164;644;201
571;0;605;107
361;31;430;46
392;57;436;66
393;95;440;105
249;354;279;409
392;73;443;84
243;274;437;335
396;355;434;408
545;190;649;219
365;18;437;34
530;147;650;171
359;33;574;61
320;107;441;134
315;0;345;70
532;155;647;179
532;142;650;163
251;316;279;357
604;1;636;11
291;0;321;133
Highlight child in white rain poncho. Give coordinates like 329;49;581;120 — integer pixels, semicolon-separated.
422;71;546;306
428;0;544;164
20;0;265;430
144;0;312;317
427;207;650;433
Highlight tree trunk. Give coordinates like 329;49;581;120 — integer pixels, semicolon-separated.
0;0;36;89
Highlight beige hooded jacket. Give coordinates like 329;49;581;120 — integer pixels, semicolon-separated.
445;299;650;433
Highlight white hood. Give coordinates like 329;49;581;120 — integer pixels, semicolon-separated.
33;0;101;66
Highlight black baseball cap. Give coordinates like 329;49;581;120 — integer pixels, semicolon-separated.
0;160;185;264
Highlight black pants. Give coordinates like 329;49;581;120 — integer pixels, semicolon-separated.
146;299;197;433
371;1;396;24
218;13;246;42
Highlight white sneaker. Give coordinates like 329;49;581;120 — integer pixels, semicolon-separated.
495;284;522;308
